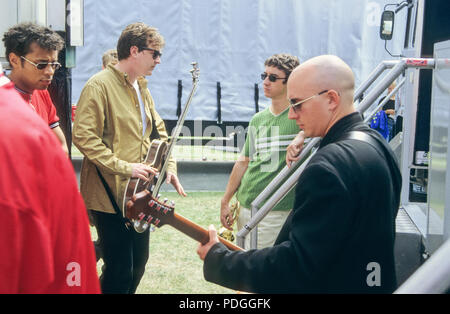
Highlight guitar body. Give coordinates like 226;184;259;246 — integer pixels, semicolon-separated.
123;139;168;215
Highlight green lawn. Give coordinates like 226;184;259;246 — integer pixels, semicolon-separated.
94;192;236;294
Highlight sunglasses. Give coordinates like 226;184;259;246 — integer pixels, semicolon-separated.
21;56;61;70
261;72;286;82
289;90;329;113
141;47;162;60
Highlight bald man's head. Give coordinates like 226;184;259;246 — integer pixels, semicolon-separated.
287;55;357;138
291;55;354;104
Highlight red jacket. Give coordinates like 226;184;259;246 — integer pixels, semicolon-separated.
0;78;100;294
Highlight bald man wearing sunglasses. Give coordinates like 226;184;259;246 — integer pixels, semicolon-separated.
220;53;301;249
3;23;68;155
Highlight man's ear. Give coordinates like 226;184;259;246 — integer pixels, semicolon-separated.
129;46;140;58
327;90;340;111
8;53;21;70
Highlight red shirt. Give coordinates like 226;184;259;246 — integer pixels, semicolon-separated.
31;89;60;129
0;78;100;294
15;87;60;129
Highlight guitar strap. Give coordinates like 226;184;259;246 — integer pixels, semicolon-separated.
340;131;379;147
95;166;130;227
339;130;388;157
149;106;161;141
338;130;401;186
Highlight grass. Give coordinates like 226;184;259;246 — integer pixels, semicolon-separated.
94;192;236;294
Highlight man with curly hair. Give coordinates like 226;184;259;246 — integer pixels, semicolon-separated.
220;53;301;249
2;22;68;155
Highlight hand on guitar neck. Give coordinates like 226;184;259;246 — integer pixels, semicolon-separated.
197;225;221;260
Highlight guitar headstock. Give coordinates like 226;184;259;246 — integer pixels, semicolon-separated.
126;190;175;233
190;62;199;83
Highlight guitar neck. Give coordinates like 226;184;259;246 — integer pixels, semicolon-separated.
152;79;198;196
168;212;242;251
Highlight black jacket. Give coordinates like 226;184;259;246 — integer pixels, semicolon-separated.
203;112;402;293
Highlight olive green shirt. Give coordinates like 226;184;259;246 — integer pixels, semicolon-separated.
73;65;176;214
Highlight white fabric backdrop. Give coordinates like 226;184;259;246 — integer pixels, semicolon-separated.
72;0;407;121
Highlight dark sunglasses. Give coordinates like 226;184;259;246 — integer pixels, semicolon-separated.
21;56;61;70
141;47;162;59
261;72;286;82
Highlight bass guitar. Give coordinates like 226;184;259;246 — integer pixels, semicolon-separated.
126;190;242;251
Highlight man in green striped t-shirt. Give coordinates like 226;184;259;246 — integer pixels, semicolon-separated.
220;54;301;249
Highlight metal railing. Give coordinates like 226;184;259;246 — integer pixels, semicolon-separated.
395;239;450;293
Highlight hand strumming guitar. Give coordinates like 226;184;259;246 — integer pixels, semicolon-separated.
131;163;158;182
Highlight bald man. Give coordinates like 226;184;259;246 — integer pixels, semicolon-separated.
197;55;401;294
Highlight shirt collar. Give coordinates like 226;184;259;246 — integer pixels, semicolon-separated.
13;84;33;103
107;64;148;88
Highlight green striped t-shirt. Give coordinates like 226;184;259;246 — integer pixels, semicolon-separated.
237;106;300;211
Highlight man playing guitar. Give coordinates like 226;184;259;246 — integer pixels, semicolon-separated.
73;22;186;294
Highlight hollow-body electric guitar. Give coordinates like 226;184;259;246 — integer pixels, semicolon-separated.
123;139;168;215
123;63;199;232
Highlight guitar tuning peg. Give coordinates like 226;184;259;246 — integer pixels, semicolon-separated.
163;198;168;204
157;194;162;200
170;201;175;207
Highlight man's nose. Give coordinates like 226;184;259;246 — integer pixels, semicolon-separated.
44;64;55;75
288;106;297;119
